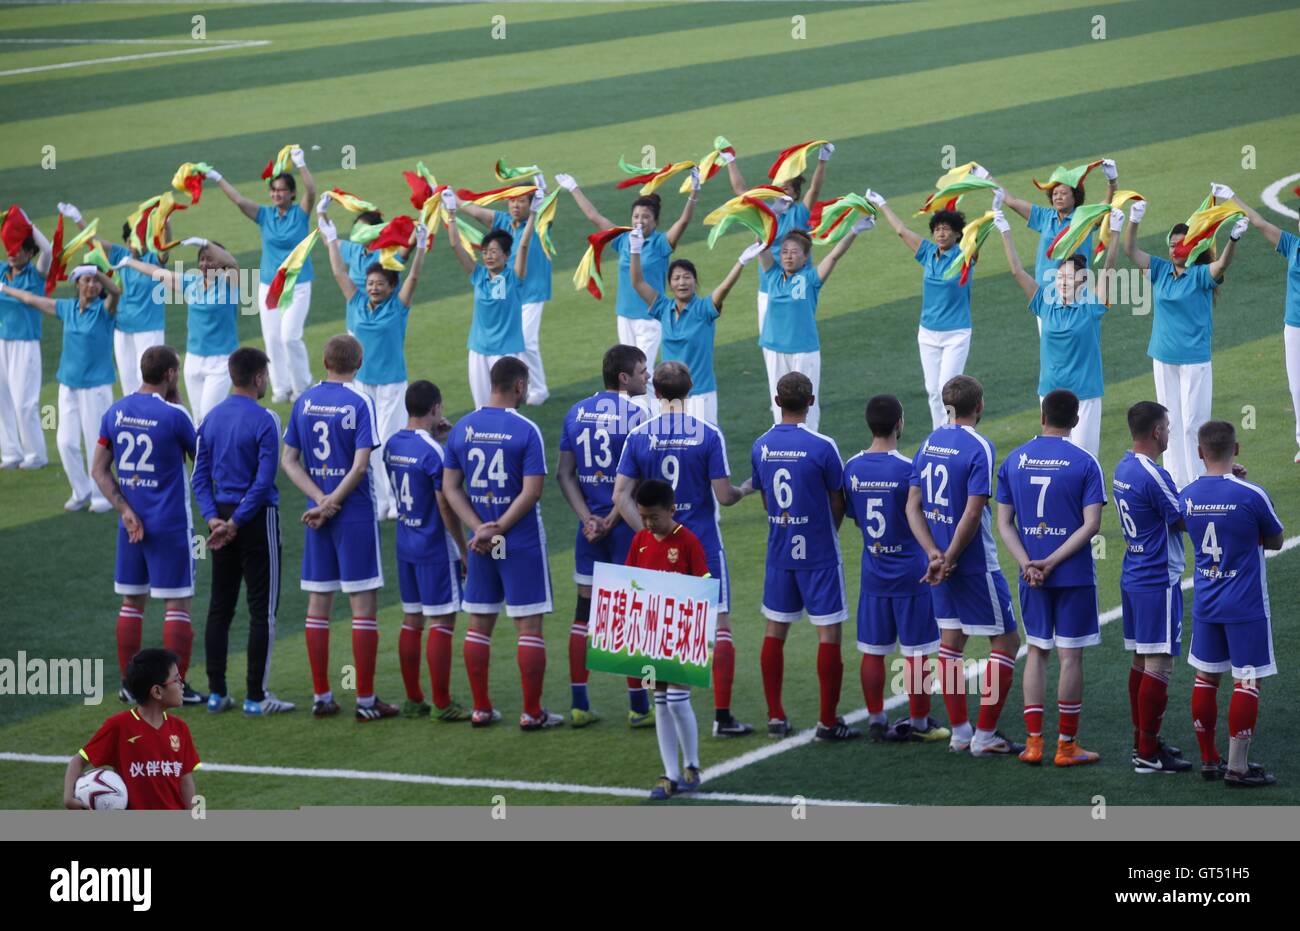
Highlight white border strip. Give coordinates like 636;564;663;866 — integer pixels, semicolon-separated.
0;39;270;78
1262;173;1300;222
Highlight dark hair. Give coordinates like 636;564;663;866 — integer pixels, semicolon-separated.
1042;389;1079;429
140;345;180;386
1062;253;1087;273
1047;183;1086;207
667;258;698;283
929;210;966;237
405;379;442;418
780;230;812;257
1127;401;1168;440
775;371;813;413
1169;223;1212;265
323;333;363;375
481;228;513;255
228;346;270;388
635;478;675;510
365;263;398;288
631;193;661;222
121;222;132;243
269;173;297;199
490;355;529;391
784;175;806;199
652;361;692;401
1197;420;1236;460
866;394;903;438
125;648;179;706
602;344;646;390
355;210;384;227
942;374;983;419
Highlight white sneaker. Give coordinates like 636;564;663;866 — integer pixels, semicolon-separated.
272;392;290;404
244;692;296;716
0;459;20;470
89;498;113;513
18;458;46;470
63;494;91;512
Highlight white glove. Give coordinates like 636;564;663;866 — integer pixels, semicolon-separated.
71;264;98;281
689;166;700;193
414;223;429;251
440;188;459;212
716;150;735;166
532;173;547;195
112;254;133;270
770;195;793;217
1109;207;1126;232
992;188;1005;212
317;216;338;244
205;168;222;183
1230;217;1249;241
1211;182;1236;201
970;165;991;180
554;173;578;192
0;282;5;294
315;192;332;214
1101;158;1118;181
628;223;644;255
1129;200;1147;223
181;237;208;248
818;142;835;162
290;147;306;169
530;189;546;213
57;202;82;224
851;215;875;234
864;189;887;208
992;210;1011;233
738;240;765;266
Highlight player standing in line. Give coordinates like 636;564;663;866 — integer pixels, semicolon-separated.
1113;401;1191;774
457;177;554;406
383;380;471;722
0;264;121;513
905;375;1023;757
1123;197;1243;489
64;649;200;810
192;347;295;716
91;345;204;705
281;334;396;722
0;205;53;470
208;152;317;402
553;178;698;364
868;191;980;430
843;395;949;744
751;373;856;741
441;357;559;730
1181;421;1283;788
613;360;757;737
995;390;1106;767
556;344;654;727
626;479;710;800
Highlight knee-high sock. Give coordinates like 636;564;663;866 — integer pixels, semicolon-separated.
1227;682;1260;774
976;650;1015;732
906;655;932;722
115;603;143;679
1058;700;1082;740
463;630;493;712
760;635;786;720
163;609;193;680
1137;668;1170;760
1024;704;1044;737
305;616;331;697
860;653;885;715
1191;674;1220;763
712;630;735;714
1128;664;1144;750
654;692;681;783
398;623;424;703
351;616;379;701
666;687;699;769
938;645;969;727
816;643;843;728
568;619;589;711
427;625;454;709
517;634;546;719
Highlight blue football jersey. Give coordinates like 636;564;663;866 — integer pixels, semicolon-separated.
1112;451;1185;590
559;391;647;518
995;435;1106;587
282;381;380;523
910;424;1000;576
1181;475;1284;624
444;406;547;549
98;392;197;533
843;449;928;597
384;428;449;562
617;412;729;553
750;423;842;570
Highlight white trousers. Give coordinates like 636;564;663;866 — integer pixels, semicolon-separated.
684;390;718;426
114;329;164;396
467;349;525;410
257;281;312;399
1153;359;1212;490
0;339;46;466
1286;324;1300;453
1039;394;1103;460
918;326;972;429
763;347;822;432
756;291;769;337
520;301;548;406
184;352;231;423
57;384;113;505
616;316;661;368
355;379;408;517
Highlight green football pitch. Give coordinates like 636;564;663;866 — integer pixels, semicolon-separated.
2;0;1299;808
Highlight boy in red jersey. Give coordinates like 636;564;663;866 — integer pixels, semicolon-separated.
63;649;200;810
625;479;710;799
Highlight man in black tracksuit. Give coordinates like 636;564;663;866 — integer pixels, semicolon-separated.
192;347;295;714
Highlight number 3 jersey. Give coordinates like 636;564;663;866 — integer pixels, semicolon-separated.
749;423;843;570
559;390;648;519
1180;474;1284;624
444;405;547;549
910;424;1000;576
97;392;197;532
842;449;928;596
282;381;381;523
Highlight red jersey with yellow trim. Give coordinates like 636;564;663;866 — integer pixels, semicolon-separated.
625;523;709;577
79;708;200;810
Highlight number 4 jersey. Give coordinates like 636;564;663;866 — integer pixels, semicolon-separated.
1181;474;1283;624
750;423;843;570
444;405;547;548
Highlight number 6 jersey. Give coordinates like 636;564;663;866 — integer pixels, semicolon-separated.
750;422;843;570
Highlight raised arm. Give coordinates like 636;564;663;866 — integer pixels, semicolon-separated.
628;234;661;307
97;270;122;314
440;192;478;276
1097;208;1124;306
1213;184;1282;247
512;203;537;280
29;218;53;276
816;216;871;285
291;148;316;212
981;168;1032;221
724;150;747;196
804;143;833;208
994;203;1038;298
398;224;429;306
554;174;615;230
319;217;358;301
866;192;924;254
665;169;700;249
1208;218;1246;280
709;245;751;310
1123;199;1151;270
214;172;261;222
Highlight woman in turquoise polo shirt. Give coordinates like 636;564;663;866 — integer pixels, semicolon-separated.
0;264;121;511
0;207;53;470
208;151;316;403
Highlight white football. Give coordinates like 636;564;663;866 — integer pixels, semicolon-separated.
75;768;129;810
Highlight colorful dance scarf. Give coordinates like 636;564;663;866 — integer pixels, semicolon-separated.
364;216;416;270
261;144;300;185
148;193;188;252
617;161;696;196
46;218;100;295
495;159;542;182
704;195;778;249
678;136;736;193
1094;190;1144;264
809;193;876;244
934;162;987;191
533;189;560;258
266;229;320;309
1032;160;1103;192
1;205;32;257
917;177;998;216
404;161;440;211
455;183;536;206
767;140;829;186
125;196;163;253
573;226;631;299
171;162;214;205
1170;194;1244;265
1046;203;1112;261
944;211;996;286
328;188;378;214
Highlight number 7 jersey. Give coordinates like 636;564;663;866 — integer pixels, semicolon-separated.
444;405;547;549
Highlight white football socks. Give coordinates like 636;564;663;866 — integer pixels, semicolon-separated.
654;692;681;783
666;687;699;769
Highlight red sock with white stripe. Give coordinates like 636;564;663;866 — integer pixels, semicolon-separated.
760;636;786;720
351;616;378;702
398;622;424;703
305;616;331;699
1058;700;1081;741
1137;669;1170;760
1023;704;1044;737
1128;663;1144;750
816;642;843;728
427;625;454;709
115;603;143;678
713;630;735;716
463;630;493;712
976;650;1015;733
860;654;885;719
1227;682;1260;774
517;635;546;719
162;609;193;680
906;655;932;726
1191;675;1220;763
938;646;969;729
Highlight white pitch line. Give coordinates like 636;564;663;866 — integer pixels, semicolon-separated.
0;38;258;45
0;39;270;78
1262;173;1300;222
